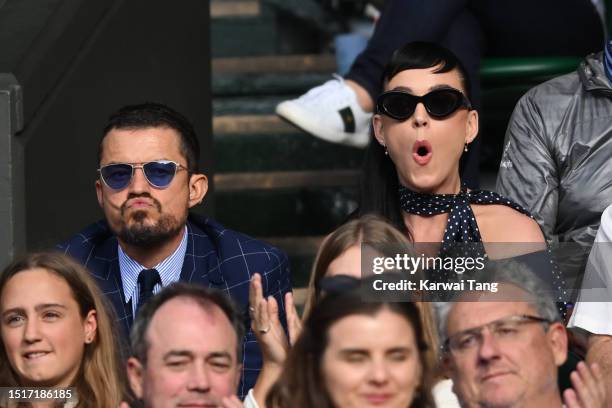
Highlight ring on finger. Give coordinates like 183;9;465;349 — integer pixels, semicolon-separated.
259;326;270;334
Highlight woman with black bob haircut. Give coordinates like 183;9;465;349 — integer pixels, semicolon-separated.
265;282;434;408
360;41;545;261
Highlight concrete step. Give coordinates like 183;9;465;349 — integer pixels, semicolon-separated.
212;54;335;95
211;3;328;58
213;72;332;96
214;186;357;236
214;170;360;192
213;112;365;173
211;0;261;18
214;114;294;135
213;54;335;75
210;2;277;58
213;96;286;116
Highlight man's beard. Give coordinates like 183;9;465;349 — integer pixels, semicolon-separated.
116;196;186;247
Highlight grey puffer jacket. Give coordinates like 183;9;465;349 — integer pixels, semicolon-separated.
496;52;612;246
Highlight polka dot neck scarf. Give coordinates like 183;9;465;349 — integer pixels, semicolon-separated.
399;184;568;317
398;184;533;245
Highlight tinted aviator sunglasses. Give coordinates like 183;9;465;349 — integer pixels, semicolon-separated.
98;160;187;190
376;88;472;121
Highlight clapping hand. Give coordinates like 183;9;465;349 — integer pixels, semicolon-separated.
248;273;302;366
563;362;607;408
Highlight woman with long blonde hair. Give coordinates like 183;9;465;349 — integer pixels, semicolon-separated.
0;252;127;407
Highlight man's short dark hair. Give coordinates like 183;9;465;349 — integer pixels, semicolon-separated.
99;102;200;173
129;282;246;365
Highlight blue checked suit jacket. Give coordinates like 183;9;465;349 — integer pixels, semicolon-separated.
58;213;291;398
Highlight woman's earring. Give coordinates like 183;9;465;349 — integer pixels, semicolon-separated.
464;143;469;153
384;146;389;155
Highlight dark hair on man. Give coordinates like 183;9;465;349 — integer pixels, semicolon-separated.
129;282;245;366
99;102;200;173
267;282;435;408
359;41;472;231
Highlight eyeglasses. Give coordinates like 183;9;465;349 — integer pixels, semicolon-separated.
376;88;472;121
98;160;187;190
443;314;552;356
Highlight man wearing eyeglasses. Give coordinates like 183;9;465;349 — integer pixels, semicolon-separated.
437;261;606;407
58;102;291;398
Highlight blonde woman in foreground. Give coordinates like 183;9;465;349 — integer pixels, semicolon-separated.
0;252;127;407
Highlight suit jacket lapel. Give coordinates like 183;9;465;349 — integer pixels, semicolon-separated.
180;219;224;287
110;259;133;330
94;237;133;337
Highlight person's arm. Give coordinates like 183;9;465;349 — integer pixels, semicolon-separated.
249;274;302;408
239;246;292;396
496;91;559;241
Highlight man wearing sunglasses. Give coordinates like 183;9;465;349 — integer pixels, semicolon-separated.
58;102;291;398
438;261;607;407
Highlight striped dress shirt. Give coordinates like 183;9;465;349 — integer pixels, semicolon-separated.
118;226;188;318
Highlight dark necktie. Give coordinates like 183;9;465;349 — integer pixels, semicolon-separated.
137;268;161;312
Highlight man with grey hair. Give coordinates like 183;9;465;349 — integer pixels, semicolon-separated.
124;282;259;408
438;260;606;407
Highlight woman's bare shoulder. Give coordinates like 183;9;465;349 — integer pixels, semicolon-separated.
473;204;545;243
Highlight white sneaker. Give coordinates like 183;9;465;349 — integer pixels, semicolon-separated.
275;75;372;148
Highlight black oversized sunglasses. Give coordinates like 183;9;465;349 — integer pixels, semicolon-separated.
376;88;472;121
98;160;187;190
